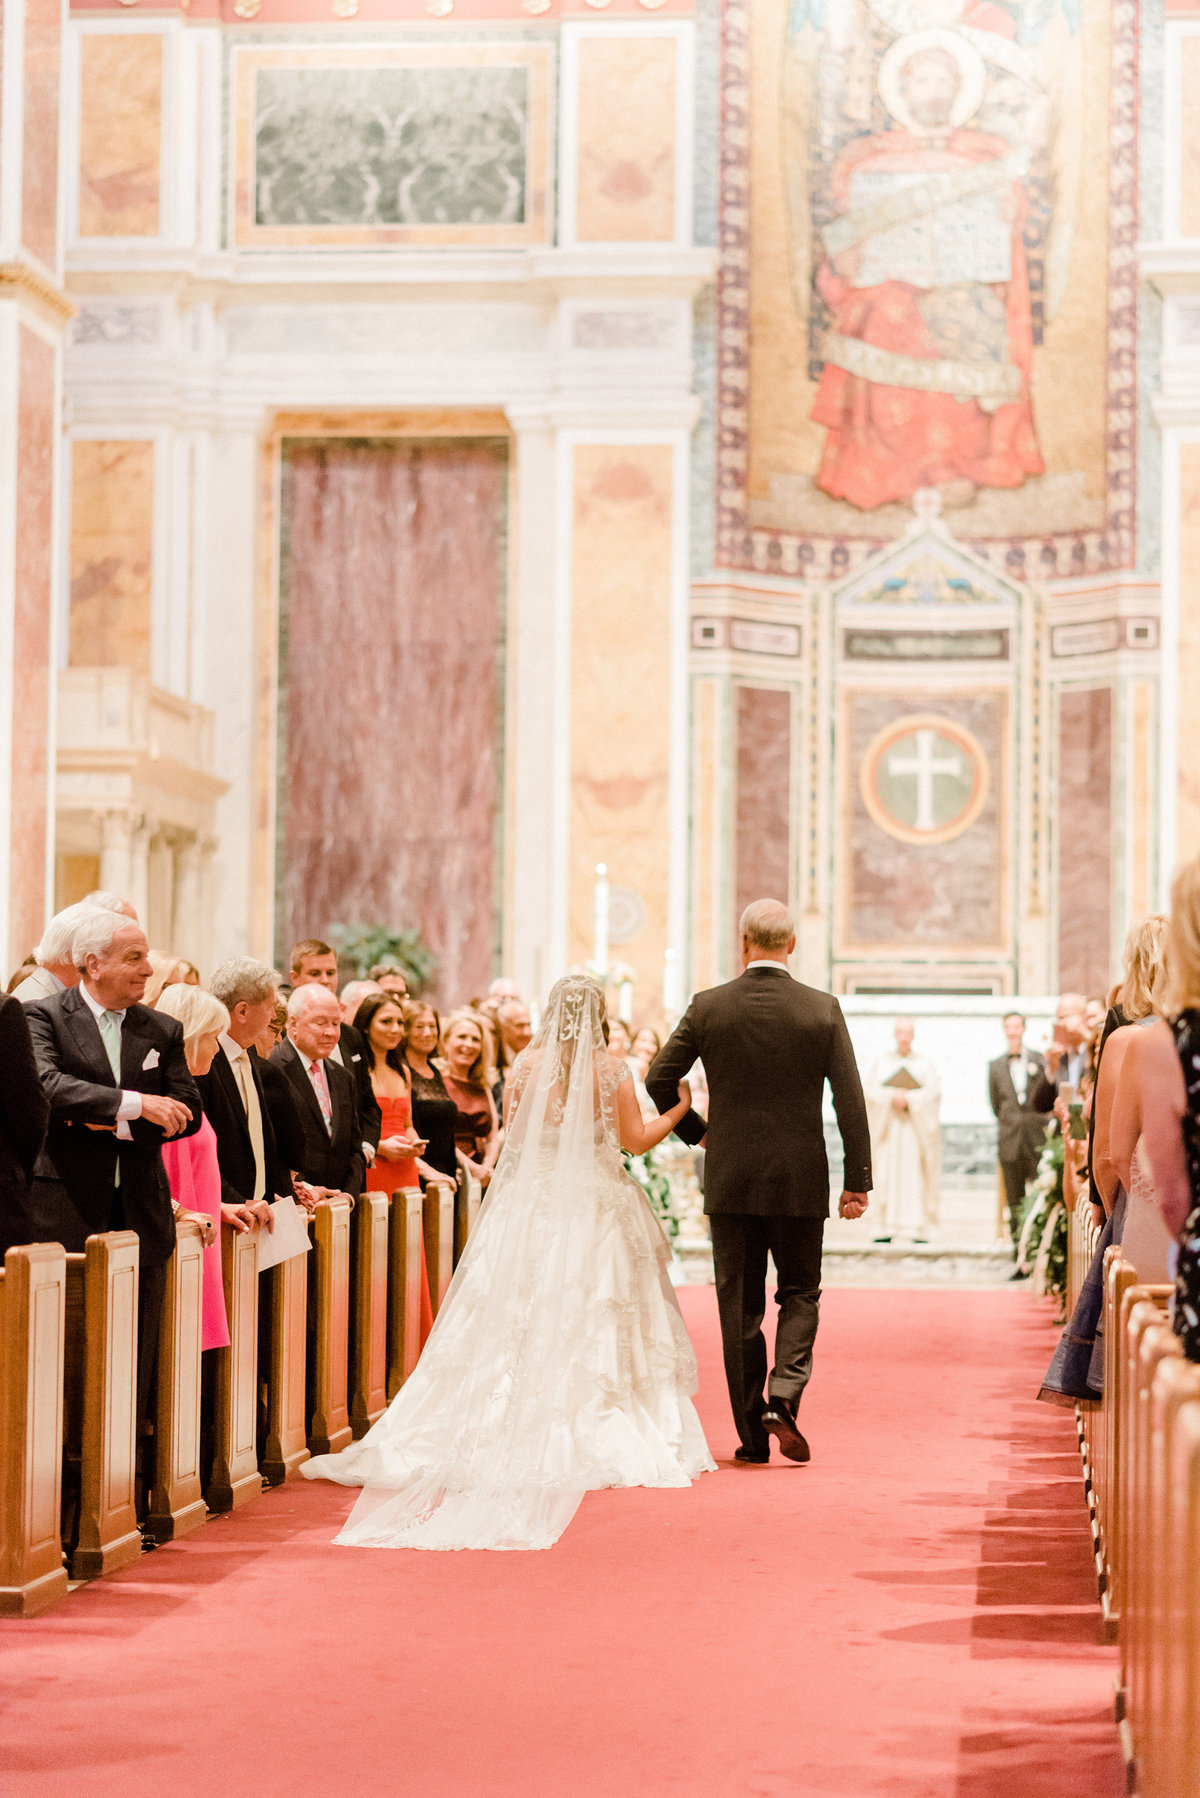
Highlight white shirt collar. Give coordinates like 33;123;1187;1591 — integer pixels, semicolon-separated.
745;960;790;974
220;1032;246;1063
80;982;119;1021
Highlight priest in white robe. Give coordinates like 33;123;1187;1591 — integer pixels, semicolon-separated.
864;1018;942;1244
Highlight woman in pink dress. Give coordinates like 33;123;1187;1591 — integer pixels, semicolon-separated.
155;984;260;1352
354;992;434;1349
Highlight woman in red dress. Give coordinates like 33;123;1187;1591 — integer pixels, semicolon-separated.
354;993;433;1349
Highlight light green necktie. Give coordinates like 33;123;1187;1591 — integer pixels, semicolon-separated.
97;1010;122;1187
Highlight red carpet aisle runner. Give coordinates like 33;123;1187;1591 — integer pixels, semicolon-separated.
0;1289;1124;1798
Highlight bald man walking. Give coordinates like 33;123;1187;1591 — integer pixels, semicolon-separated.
646;901;872;1465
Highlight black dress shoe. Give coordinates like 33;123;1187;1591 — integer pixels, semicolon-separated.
762;1398;811;1464
734;1446;770;1464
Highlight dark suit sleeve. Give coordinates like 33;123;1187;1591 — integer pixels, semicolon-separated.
343;1026;381;1153
988;1060;1003;1121
129;1019;201;1146
0;997;48;1178
828;999;872;1192
645;1003;706;1147
25;1000;123;1123
258;1057;308;1185
1028;1069;1058;1113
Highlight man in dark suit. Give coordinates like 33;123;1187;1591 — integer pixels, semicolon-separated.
25;911;200;1425
271;983;365;1200
200;958;296;1231
0;993;50;1256
647;899;872;1466
988;1012;1053;1252
288;940;381;1172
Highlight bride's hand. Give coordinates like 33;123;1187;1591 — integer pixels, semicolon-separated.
676;1079;692;1112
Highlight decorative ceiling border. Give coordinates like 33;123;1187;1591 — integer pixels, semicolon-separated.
714;0;1140;583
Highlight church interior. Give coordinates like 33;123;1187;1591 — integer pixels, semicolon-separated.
0;0;1196;1788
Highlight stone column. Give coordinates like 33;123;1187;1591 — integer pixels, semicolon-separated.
98;810;135;898
128;816;151;929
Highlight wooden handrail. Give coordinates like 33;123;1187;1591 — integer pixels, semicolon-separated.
146;1220;207;1543
423;1182;454;1317
349;1192;389;1439
261;1249;309;1486
68;1232;141;1580
0;1245;69;1617
308;1198;352;1456
386;1188;423;1399
208;1221;262;1512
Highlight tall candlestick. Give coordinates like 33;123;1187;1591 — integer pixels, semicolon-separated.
593;863;609;980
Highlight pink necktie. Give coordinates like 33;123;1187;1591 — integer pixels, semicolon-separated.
310;1059;333;1132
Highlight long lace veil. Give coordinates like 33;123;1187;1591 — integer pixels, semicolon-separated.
322;972;630;1550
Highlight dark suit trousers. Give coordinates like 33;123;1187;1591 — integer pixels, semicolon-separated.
1000;1151;1038;1249
708;1214;824;1454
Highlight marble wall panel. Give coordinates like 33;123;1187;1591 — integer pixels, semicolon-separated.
68;441;155;675
1181;37;1200;237
734;685;791;955
1179;444;1200;860
569;444;674;1003
77;34;162;238
278;439;506;1007
1057;686;1112;996
574;37;676;244
691;676;718;991
841;688;1007;954
22;0;60;269
1130;681;1152;919
11;329;55;966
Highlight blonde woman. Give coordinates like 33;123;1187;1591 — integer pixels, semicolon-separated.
154;983;249;1352
438;1010;500;1186
143;952;189;1008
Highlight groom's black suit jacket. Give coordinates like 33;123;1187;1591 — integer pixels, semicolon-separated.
646;967;872;1218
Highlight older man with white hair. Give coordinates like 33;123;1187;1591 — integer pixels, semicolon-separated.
271;983;364;1201
12;901;105;1003
82;889;138;920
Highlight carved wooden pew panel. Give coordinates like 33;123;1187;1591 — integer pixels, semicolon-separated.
146;1220;206;1543
208;1222;262;1512
423;1182;454;1318
261;1251;309;1485
64;1233;141;1580
386;1188;424;1400
0;1245;69;1618
308;1198;352;1456
349;1192;389;1439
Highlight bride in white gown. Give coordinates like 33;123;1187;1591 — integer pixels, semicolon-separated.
302;973;716;1549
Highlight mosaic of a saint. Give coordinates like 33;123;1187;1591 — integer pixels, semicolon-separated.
792;0;1078;515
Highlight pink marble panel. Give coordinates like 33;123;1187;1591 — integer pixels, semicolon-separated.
735;685;791;955
11;328;54;968
22;0;61;270
1057;686;1112;998
278;438;506;1006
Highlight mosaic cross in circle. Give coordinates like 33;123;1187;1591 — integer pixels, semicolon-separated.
860;713;989;847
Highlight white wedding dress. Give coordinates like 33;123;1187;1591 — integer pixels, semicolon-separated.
302;974;715;1550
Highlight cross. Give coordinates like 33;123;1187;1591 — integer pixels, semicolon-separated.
886;728;962;832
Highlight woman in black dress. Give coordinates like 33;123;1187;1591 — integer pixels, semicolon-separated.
402;1001;458;1185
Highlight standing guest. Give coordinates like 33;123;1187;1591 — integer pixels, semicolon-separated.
289;939;382;1172
273;984;365;1200
6;958;36;994
154;984;250;1351
607;1017;633;1062
340;979;381;1023
630;1026;664;1121
494;998;533;1120
25;912;199;1431
143;953;189;1008
256;996;287;1058
355;993;433;1345
439;1011;500;1187
988;1013;1052;1254
864;1018;942;1245
199;959;290;1227
178;961;200;986
12;901;103;1004
369;964;409;1000
404;1001;458;1184
82;890;139;920
1030;994;1091;1106
0;994;50;1256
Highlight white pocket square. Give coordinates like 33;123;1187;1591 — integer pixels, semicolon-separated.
142;1048;160;1071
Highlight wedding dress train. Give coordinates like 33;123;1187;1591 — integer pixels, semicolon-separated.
302;975;715;1549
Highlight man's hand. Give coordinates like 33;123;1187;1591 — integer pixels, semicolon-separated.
246;1198;274;1232
839;1190;869;1220
293;1180;323;1213
221;1201;257;1235
141;1094;193;1137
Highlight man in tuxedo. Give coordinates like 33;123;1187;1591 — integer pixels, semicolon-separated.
0;993;50;1256
25;911;200;1424
289;939;381;1171
988;1013;1053;1253
201;958;294;1229
647;900;872;1466
272;983;365;1200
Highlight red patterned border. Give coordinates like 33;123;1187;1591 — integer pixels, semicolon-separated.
715;0;1140;581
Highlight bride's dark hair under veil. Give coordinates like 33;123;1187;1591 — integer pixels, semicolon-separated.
303;970;708;1550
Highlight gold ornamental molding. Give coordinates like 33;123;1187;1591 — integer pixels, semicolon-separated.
0;261;77;328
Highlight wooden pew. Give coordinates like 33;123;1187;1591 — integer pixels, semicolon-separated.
308;1197;352;1456
1098;1250;1139;1633
1115;1286;1173;1652
386;1187;424;1399
1139;1356;1200;1798
208;1220;262;1512
1156;1393;1200;1796
1118;1298;1178;1778
145;1219;206;1542
349;1190;389;1439
261;1249;309;1485
0;1245;69;1617
63;1232;141;1580
423;1181;454;1317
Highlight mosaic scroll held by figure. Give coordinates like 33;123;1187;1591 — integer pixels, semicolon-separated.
775;0;1095;535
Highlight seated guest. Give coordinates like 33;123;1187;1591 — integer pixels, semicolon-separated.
0;992;50;1256
355;992;432;1346
155;983;249;1351
289;938;381;1170
369;963;408;1000
25;911;200;1430
273;984;365;1200
200;959;288;1227
403;1001;458;1185
12;900;102;1004
438;1010;500;1187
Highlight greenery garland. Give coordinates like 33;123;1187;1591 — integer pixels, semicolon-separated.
623;1147;679;1241
1016;1130;1068;1317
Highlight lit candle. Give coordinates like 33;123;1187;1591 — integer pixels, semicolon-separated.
593;863;609;980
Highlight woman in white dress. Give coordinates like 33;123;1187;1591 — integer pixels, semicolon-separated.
302;973;716;1549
